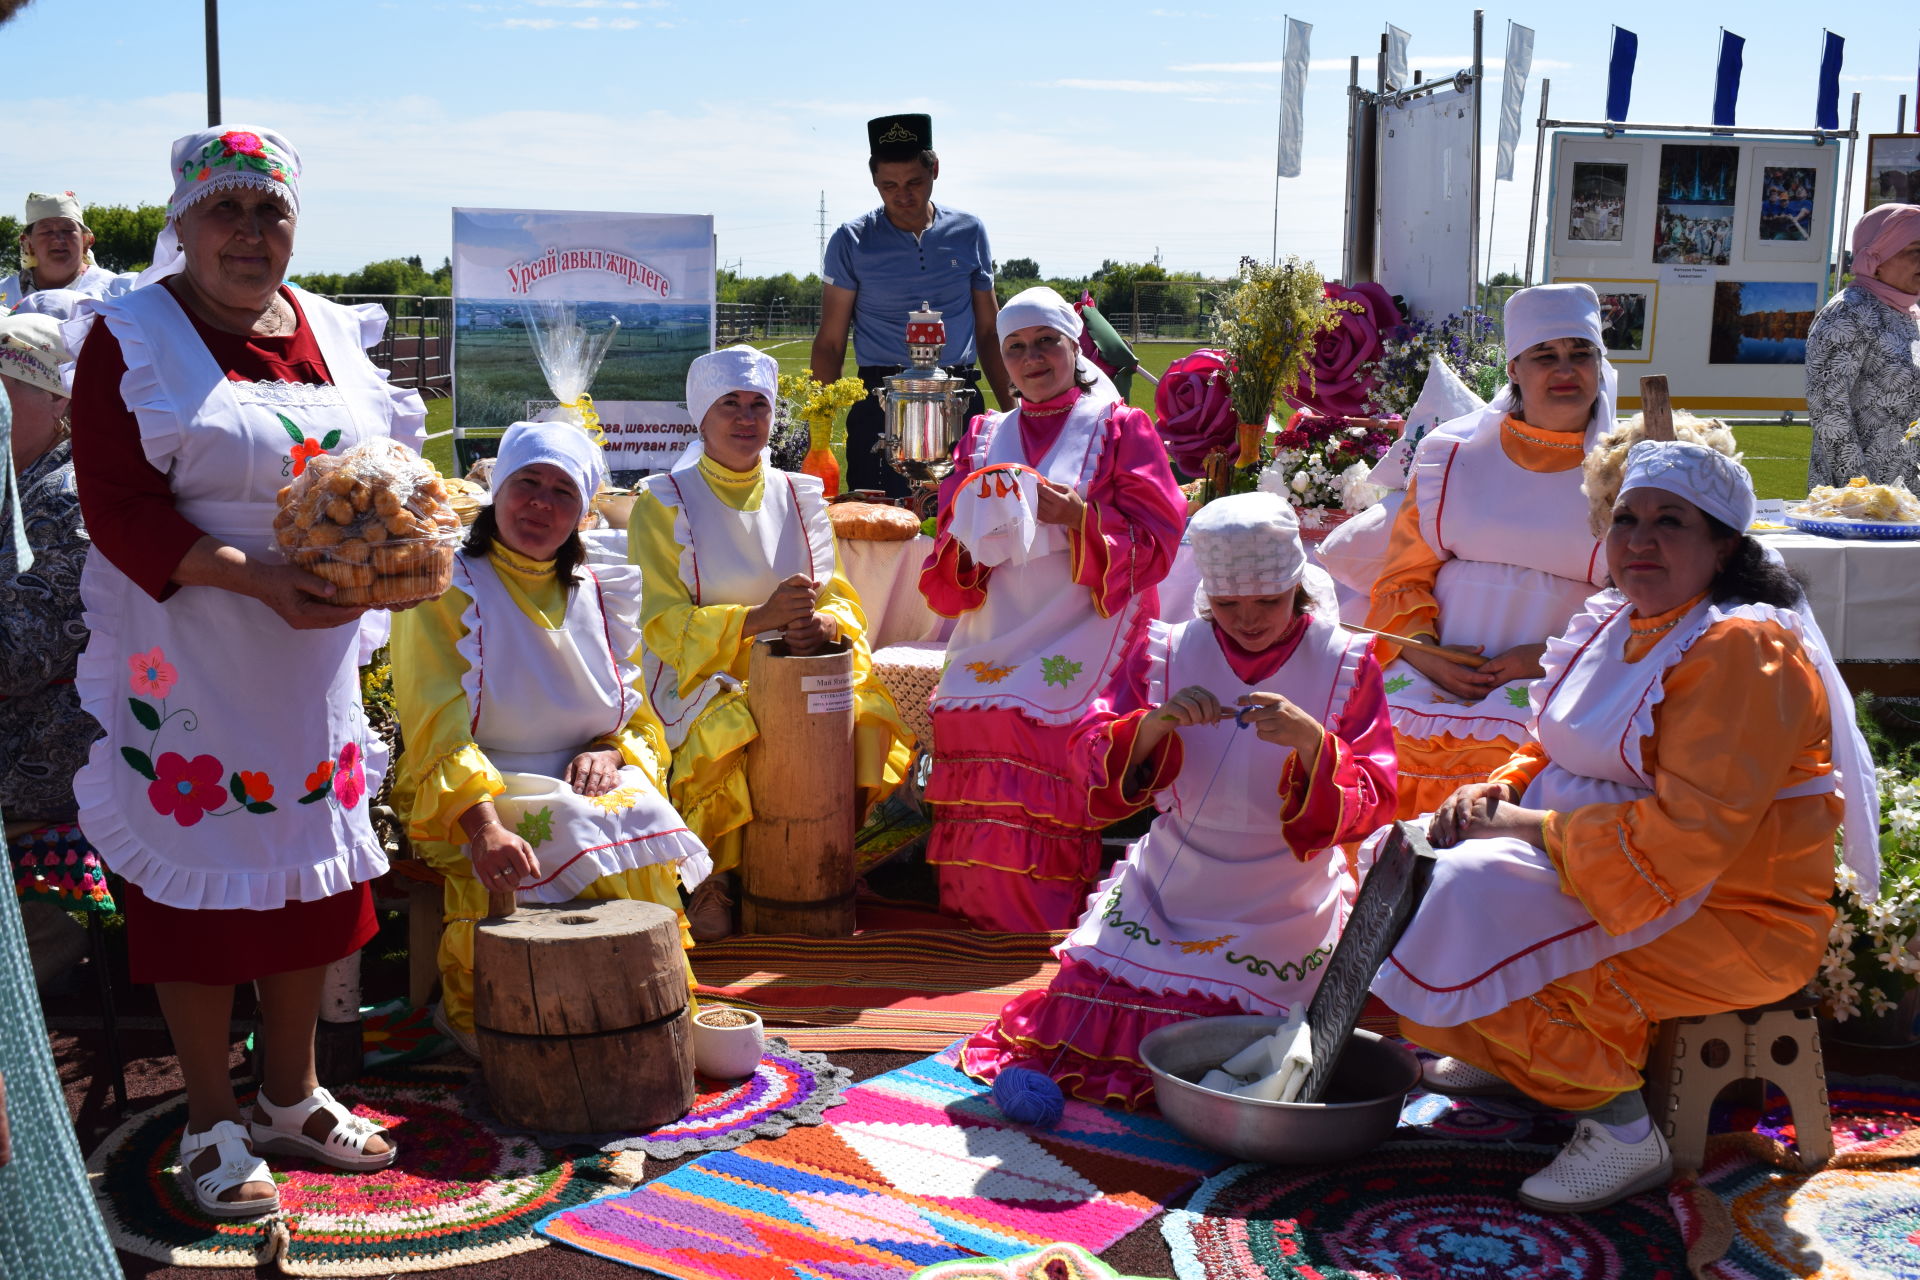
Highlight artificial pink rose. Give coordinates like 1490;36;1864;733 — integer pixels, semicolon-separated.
1154;348;1242;473
1285;282;1404;419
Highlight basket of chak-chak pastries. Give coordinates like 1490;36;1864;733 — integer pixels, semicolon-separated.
274;439;462;606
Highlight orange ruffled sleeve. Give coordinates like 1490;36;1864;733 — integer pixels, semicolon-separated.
1543;616;1839;938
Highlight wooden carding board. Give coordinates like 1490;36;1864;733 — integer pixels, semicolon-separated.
1296;820;1435;1104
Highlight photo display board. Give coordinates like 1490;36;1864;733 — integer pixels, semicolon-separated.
452;208;716;475
1546;133;1839;414
1865;134;1920;213
1374;86;1478;319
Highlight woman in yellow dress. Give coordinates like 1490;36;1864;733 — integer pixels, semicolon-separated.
629;345;910;938
391;420;709;1052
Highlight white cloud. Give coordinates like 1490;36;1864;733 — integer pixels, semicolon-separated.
501;16;559;27
528;0;667;8
1053;79;1239;95
1174;56;1571;74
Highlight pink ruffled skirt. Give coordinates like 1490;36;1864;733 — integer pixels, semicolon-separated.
963;956;1253;1110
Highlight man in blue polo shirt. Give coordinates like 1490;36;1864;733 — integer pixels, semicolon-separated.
812;114;1012;497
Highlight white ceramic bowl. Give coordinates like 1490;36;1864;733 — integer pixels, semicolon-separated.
691;1006;765;1079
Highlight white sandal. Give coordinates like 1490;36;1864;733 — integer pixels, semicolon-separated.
179;1119;280;1219
250;1086;397;1171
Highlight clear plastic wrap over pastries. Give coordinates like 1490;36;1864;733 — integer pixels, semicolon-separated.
273;439;461;607
1793;476;1920;523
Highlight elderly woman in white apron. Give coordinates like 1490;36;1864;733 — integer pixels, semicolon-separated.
965;493;1397;1104
391;421;710;1052
1365;283;1618;818
629;345;910;940
66;126;415;1217
1373;441;1877;1213
919;287;1186;932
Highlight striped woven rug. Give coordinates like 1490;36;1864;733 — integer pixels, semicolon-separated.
689;928;1403;1052
690;930;1061;1051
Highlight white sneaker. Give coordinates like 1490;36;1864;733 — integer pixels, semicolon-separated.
1518;1119;1673;1213
1419;1055;1518;1097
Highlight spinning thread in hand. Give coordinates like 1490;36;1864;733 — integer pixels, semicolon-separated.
988;713;1251;1128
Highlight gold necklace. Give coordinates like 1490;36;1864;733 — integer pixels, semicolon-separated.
1503;418;1584;450
1631;613;1684;637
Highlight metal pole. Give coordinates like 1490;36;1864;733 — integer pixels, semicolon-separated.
1272;17;1288;268
204;0;221;126
1468;10;1484;313
1835;93;1860;293
1525;78;1550;285
1342;56;1360;284
1901;95;1910;133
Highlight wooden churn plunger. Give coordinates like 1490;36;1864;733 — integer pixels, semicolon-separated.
740;634;859;936
1639;374;1677;441
471;888;695;1132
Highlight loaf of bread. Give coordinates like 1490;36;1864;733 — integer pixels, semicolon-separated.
274;439;460;607
827;500;922;542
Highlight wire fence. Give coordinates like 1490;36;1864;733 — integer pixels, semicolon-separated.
320;294;452;396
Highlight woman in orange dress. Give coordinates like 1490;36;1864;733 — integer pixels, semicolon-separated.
1375;440;1878;1213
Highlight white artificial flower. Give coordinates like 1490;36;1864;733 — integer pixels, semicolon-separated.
1872;996;1900;1017
1889;805;1920;838
1347;425;1367;438
1291;471;1312;494
1830;918;1857;949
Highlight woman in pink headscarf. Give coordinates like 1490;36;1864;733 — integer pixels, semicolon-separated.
1806;204;1920;486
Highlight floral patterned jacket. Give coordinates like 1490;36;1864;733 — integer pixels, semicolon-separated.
1806;285;1920;488
0;439;95;820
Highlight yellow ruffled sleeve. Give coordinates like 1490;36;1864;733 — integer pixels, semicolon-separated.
598;698;672;793
630;485;755;695
389;582;504;846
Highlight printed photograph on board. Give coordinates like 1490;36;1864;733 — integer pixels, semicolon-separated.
1654;144;1739;266
1865;134;1920;212
1709;281;1817;365
1758;166;1817;241
1593;286;1653;360
1567;162;1628;242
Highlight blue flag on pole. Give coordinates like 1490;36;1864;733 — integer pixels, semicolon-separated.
1713;30;1744;128
1816;31;1844;130
1606;27;1637;122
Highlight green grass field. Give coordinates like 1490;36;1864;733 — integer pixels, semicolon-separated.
426;339;1813;499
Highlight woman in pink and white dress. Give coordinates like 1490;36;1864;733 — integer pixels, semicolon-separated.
919;287;1185;932
965;493;1397;1105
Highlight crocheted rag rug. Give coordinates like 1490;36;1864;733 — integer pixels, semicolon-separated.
1162;1077;1920;1280
536;1050;1231;1277
87;1063;642;1276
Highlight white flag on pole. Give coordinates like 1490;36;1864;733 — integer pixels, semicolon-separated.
1277;17;1312;179
1495;22;1534;181
1385;24;1411;91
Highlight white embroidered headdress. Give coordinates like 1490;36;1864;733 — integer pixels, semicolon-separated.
1617;439;1756;532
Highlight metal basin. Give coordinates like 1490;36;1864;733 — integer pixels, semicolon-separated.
1140;1015;1419;1164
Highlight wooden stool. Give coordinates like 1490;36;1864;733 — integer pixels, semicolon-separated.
1642;991;1832;1173
474;898;694;1132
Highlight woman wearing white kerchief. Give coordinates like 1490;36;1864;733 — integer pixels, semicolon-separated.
919;287;1185;932
66;125;416;1218
0;191;134;308
1366;283;1618;818
391;420;710;1052
1374;440;1875;1213
964;492;1396;1105
629;345;910;939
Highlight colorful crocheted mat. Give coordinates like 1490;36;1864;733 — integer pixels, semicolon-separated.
536;1051;1231;1277
1671;1078;1920;1279
9;821;115;911
909;1241;1154;1280
1163;1078;1920;1280
491;1036;852;1159
88;1064;641;1275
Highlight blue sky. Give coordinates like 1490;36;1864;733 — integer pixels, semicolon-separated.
1;1;1912;283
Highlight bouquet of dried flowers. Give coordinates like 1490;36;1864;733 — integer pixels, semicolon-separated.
774;373;867;494
1364;307;1507;417
1212;256;1353;472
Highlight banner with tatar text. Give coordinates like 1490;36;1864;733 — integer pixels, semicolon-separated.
451;207;716;475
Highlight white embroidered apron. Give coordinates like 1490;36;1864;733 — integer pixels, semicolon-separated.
935;393;1141;725
73;286;400;910
1372;595;1838;1027
454;554;710;903
1060;616;1366;1015
1379;422;1606;744
638;461;835;750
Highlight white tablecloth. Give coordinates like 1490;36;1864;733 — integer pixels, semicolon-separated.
1759;530;1920;663
838;535;939;649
